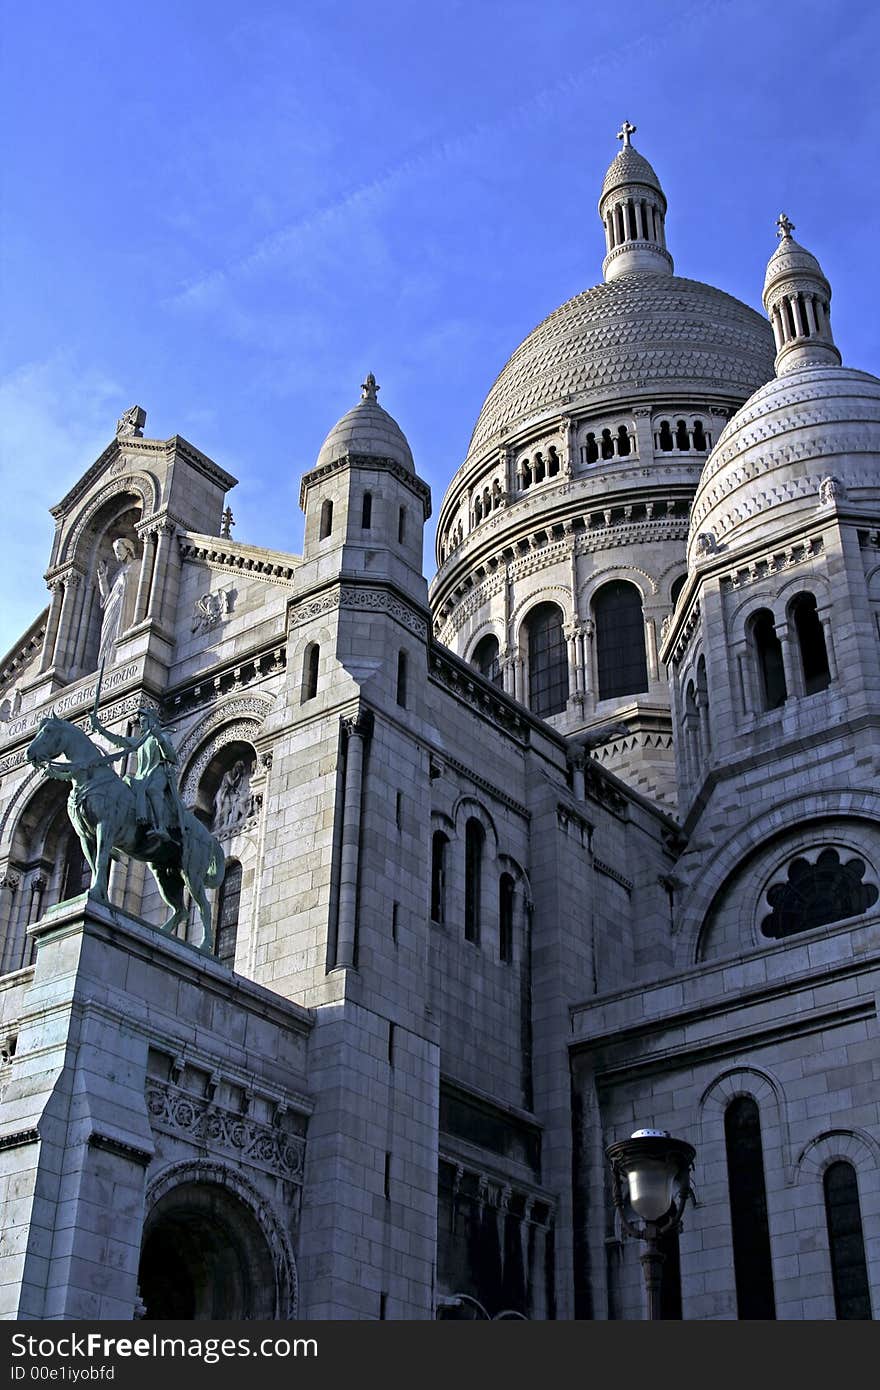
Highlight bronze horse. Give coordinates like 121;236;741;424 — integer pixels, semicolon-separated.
27;714;224;950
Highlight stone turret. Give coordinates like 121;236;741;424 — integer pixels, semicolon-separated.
762;214;841;375
598;121;674;282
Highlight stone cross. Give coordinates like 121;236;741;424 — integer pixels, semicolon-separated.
617;120;637;148
776;212;795;239
361;372;380;402
116;405;146;438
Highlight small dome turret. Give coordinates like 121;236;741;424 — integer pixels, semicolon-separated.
762;214;841;375
316;374;415;473
598;122;674;282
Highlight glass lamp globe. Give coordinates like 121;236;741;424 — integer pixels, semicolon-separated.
606;1129;695;1224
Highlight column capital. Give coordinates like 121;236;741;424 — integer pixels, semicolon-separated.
342;709;374;744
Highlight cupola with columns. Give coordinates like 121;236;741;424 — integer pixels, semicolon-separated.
598;121;674;282
763;214;842;375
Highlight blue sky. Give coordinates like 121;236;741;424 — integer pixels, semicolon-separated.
1;0;878;656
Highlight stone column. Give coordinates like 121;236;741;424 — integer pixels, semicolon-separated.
581;618;595;702
39;580;64;672
816;601;838;682
53;573;81;674
0;872;21;975
775;619;797;701
71;581;96;673
645;615;659;680
147;522;175;627
133;528;157;625
500;648;517;699
513;653;525;704
334;711;373;969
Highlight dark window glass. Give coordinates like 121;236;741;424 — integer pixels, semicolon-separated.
396;650;408;707
398;507;406;544
762;848;878;938
583;433;599;464
361;492;372;529
724;1097;776;1319
302;644;319;702
824;1161;872;1319
319;499;333;539
472;634;502;688
464;819;484;943
526;604;568;717
670;574;687;608
216;860;242;968
658;420;674;451
61;831;89;899
499;873;514;962
431;833;448;924
751;609;787;709
594;582;648;700
791;593;830;695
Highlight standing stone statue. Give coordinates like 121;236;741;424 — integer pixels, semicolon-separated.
96;537;137;669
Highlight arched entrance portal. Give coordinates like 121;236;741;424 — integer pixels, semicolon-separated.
138;1165;298;1320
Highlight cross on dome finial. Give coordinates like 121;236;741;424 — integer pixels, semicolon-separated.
617;120;637;148
776;212;795;240
361;372;380;402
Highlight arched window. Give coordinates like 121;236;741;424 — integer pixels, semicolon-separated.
533;453;545;483
521;459;532;488
761;848;878;938
471;634;502;689
60;827;89;900
594;582;648;701
431;832;448;924
750;609;787;710
464;819;484;944
675;419;690;450
616;424;631;457
583;433;599;465
499;873;515;963
398;506;407;544
824;1161;872;1319
791;593;830;695
547;446;560;476
302;643;320;702
396;650;408;707
215;860;242;968
600;429;614;460
658;420;674;451
361;492;372;530
692;419;708;450
724;1096;776;1319
525;603;568;717
319;499;333;540
670;574;687;608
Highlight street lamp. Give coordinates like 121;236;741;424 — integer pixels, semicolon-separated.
605;1128;695;1320
436;1293;527;1320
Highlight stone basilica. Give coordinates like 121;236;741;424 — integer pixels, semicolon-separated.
0;128;878;1321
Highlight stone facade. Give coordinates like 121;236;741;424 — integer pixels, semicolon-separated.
0;136;878;1321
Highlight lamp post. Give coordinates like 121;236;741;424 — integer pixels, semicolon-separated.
436;1293;527;1320
605;1128;695;1320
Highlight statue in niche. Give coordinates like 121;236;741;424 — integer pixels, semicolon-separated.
96;537;137;669
213;759;253;834
818;475;846;507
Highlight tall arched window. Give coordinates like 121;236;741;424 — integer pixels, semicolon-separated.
670;574;687;609
464;819;484;944
361;492;373;529
594;582;648;701
824;1161;872;1319
431;832;448;924
525;603;568;717
791;592;830;695
398;507;407;544
724;1096;776;1319
499;873;515;963
60;827;90;900
215;860;242;968
302;643;320;702
319;499;333;540
396;650;408;707
750;609;787;710
472;634;502;689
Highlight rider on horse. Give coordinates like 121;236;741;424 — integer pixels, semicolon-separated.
91;705;183;843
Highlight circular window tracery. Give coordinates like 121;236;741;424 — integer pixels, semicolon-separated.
761;847;879;939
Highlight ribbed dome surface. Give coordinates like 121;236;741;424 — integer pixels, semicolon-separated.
466;275;775;458
600;146;663;201
689;363;880;552
316;396;414;473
